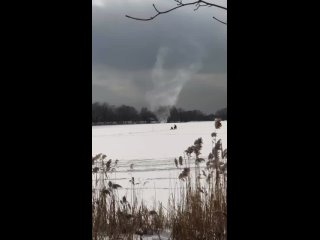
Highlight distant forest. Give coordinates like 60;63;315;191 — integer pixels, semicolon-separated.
92;102;227;125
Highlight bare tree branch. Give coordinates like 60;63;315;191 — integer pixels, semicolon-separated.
194;2;208;11
201;0;227;10
125;0;227;23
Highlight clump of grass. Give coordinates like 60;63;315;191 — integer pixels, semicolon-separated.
178;156;183;166
168;119;227;240
178;168;190;180
92;154;167;239
174;158;178;168
92;119;227;239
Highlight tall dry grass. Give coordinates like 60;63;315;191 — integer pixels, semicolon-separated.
92;119;227;240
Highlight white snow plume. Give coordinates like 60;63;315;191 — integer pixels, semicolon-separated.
154;105;171;123
146;44;203;115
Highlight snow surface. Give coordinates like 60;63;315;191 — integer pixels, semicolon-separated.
92;121;227;209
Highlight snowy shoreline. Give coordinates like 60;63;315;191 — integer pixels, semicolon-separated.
92;121;227;208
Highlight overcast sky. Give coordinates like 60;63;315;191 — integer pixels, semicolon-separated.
92;0;227;114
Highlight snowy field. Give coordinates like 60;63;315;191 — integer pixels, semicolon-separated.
92;121;227;209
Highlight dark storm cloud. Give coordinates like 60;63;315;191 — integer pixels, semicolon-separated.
92;0;227;113
176;73;227;113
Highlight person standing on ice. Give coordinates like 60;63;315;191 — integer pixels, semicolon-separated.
174;124;177;130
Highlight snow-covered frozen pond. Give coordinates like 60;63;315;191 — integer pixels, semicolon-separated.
92;121;227;208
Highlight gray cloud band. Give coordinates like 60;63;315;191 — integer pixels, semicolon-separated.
92;0;227;113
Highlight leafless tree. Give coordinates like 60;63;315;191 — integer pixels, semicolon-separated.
126;0;227;25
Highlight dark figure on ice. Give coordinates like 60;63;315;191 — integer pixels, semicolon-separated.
170;125;177;130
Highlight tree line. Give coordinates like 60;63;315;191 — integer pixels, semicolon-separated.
167;107;214;122
92;102;226;125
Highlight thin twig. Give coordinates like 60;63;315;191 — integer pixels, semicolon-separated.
194;3;208;11
213;16;227;25
153;4;160;13
126;1;227;22
201;0;227;10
